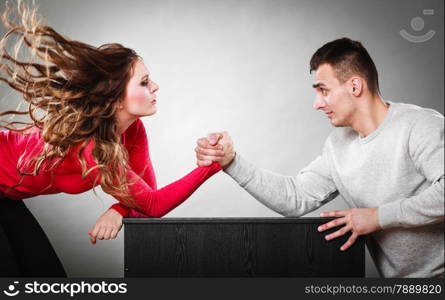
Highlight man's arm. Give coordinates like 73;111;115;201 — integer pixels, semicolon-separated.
196;132;339;217
378;111;444;229
197;132;378;251
224;152;338;217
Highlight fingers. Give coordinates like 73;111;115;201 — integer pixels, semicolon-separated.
96;227;106;241
319;208;366;250
89;226;118;244
89;209;123;245
110;229;119;239
88;229;97;245
340;232;358;251
90;234;96;245
196;137;224;166
197;131;232;148
89;225;100;245
317;217;347;232
207;132;223;146
196;154;222;163
195;146;223;162
88;225;116;244
320;209;348;218
197;138;223;150
195;146;224;157
103;228;113;240
324;224;352;241
197;159;213;167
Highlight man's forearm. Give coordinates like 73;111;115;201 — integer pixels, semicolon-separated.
378;176;445;229
224;153;338;216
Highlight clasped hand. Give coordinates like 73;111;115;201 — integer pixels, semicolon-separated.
194;131;235;168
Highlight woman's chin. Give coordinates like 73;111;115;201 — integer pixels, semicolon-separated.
143;108;157;117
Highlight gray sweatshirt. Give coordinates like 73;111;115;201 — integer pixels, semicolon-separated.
224;101;444;278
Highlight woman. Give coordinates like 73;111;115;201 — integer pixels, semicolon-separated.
0;1;223;276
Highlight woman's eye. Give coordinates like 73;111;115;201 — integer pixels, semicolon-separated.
141;81;149;86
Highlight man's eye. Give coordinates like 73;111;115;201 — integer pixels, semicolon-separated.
141;81;149;86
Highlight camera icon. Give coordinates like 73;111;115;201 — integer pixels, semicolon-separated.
400;9;436;43
2;281;20;297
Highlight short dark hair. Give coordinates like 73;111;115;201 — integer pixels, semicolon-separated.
310;38;380;95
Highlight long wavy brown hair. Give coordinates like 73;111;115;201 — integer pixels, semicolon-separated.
0;0;140;208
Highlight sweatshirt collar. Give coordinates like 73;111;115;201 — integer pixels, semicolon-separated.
358;101;395;144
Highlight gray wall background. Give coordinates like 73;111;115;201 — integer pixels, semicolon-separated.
0;0;443;277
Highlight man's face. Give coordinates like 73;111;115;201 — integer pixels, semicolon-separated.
312;63;355;127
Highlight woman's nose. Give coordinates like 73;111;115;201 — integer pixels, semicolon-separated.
150;80;159;93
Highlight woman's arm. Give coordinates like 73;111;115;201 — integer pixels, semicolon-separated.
89;162;221;244
88;119;221;243
108;119;222;217
107;118;155;217
114;162;221;217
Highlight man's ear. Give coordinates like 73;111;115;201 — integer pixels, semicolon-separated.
349;77;363;97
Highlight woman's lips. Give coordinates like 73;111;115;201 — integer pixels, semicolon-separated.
325;111;333;118
151;99;157;104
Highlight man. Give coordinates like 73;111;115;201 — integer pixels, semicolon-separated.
195;38;444;278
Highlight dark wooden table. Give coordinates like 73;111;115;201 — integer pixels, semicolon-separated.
123;218;365;277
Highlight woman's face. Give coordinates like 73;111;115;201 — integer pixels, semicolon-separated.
121;59;159;117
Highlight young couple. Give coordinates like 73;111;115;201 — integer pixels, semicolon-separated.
1;3;443;278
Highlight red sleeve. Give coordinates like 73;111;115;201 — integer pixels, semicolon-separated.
111;163;221;217
109;119;155;217
107;119;222;217
123;118;156;186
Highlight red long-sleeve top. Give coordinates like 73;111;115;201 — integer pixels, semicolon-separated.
0;119;221;217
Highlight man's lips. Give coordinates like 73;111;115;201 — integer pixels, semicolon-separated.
325;111;333;117
151;99;157;104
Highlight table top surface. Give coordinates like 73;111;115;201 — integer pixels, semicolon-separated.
124;217;337;224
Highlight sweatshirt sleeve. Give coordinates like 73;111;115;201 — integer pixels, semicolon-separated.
378;111;444;229
224;148;338;217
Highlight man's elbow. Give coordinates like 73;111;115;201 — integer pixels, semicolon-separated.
281;210;305;217
278;197;326;218
278;201;308;217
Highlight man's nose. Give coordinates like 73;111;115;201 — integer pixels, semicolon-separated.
313;95;326;110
